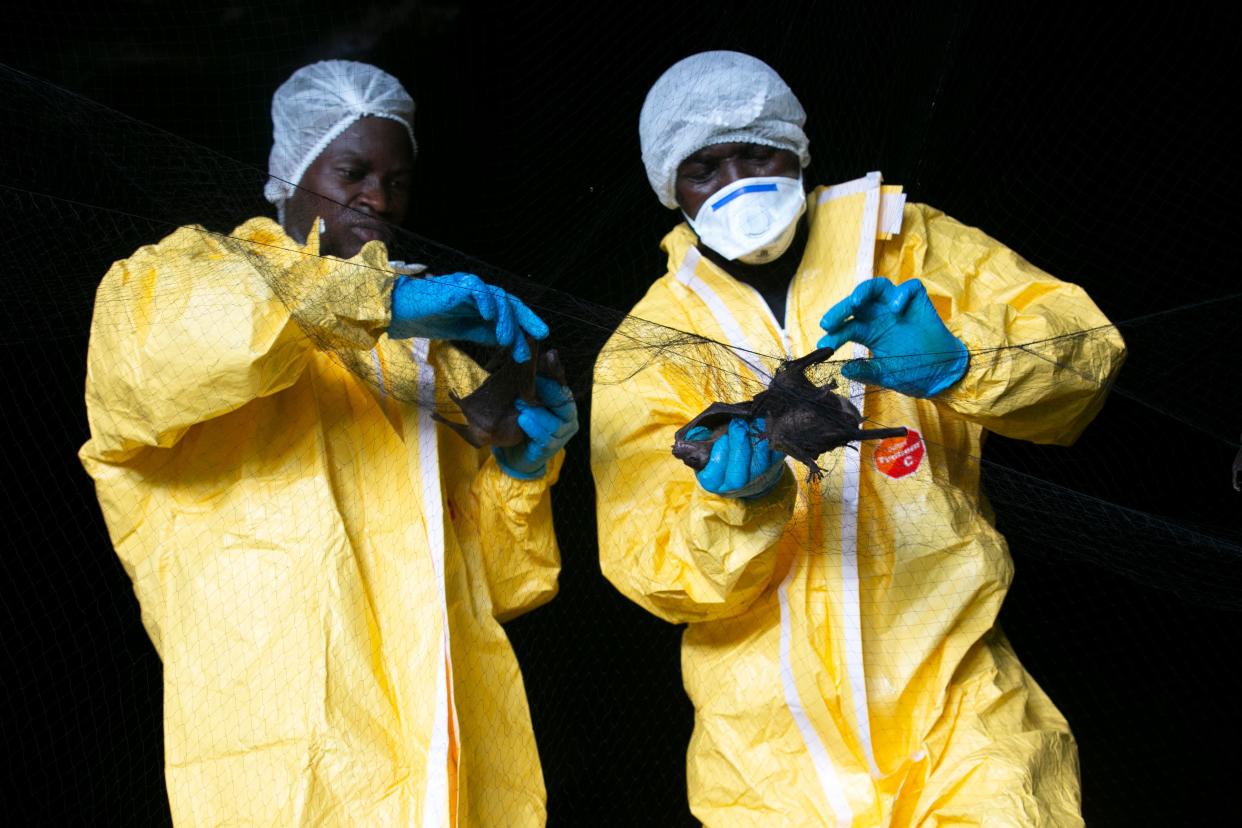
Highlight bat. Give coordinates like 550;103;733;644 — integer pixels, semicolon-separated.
672;346;908;481
434;339;568;449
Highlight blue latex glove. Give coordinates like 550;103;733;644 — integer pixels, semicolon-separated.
689;418;786;499
390;272;549;363
817;277;968;398
494;376;579;479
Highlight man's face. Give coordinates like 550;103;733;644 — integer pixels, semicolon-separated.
283;116;415;259
674;142;801;220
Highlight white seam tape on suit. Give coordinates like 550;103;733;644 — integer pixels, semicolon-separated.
818;171;882;204
675;247;770;383
779;563;855;827
844;178;881;779
414;338;457;828
370;348;387;398
879;192;906;236
679;251;853;826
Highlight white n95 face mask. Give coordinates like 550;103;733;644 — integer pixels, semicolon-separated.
686;174;806;263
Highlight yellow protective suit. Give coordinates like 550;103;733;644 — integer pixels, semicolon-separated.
592;174;1125;827
80;217;560;826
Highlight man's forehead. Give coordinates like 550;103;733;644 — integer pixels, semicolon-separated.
681;142;768;163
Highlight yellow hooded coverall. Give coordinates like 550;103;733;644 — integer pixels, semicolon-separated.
80;217;559;826
592;174;1125;826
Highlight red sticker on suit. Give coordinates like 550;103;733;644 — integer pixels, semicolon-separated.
874;429;925;478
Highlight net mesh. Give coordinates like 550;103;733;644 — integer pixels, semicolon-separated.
2;2;1238;825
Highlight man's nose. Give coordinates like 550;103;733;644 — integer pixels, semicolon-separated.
716;158;750;190
355;175;390;215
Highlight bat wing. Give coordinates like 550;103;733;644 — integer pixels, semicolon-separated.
673;401;754;443
432;411;487;448
536;346;568;387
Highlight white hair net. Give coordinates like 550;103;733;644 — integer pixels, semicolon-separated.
639;51;811;209
264;60;417;216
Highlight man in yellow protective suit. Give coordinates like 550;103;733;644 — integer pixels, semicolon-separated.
592;51;1125;826
80;61;577;826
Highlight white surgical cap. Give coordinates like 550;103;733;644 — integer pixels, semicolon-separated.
639;51;811;209
264;60;417;214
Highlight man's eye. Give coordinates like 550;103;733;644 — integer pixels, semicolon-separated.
338;168;364;181
683;167;714;183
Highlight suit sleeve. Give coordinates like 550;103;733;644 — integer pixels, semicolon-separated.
433;343;563;623
468;452;564;622
886;205;1127;445
83;223;393;463
591;288;796;625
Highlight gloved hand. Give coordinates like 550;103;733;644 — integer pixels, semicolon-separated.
689;418;786;499
390;272;549;363
494;376;579;479
817;277;968;398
